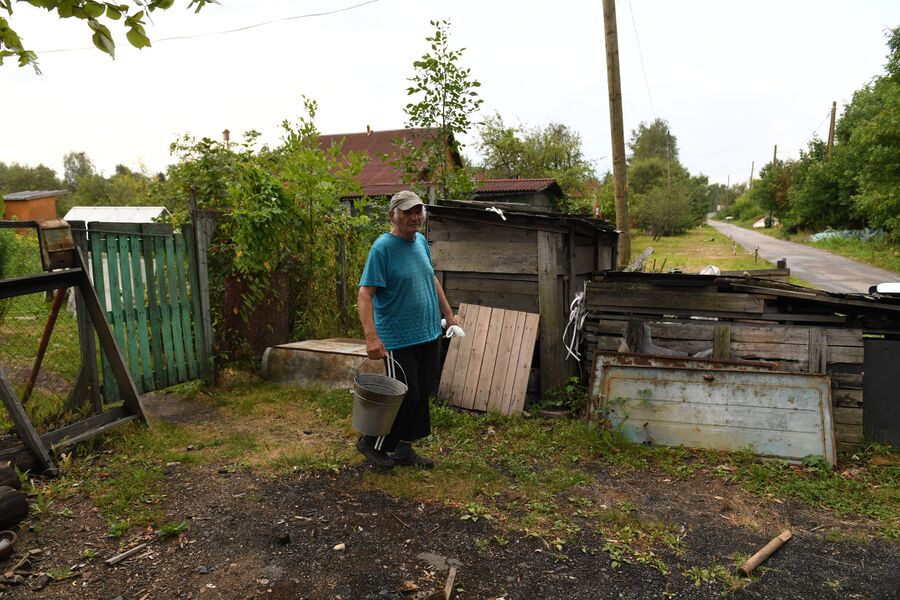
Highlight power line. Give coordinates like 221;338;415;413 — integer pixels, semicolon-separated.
38;0;381;54
681;112;836;159
627;0;655;118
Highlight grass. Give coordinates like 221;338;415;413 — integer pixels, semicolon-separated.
805;236;900;275
630;225;776;273
23;377;900;580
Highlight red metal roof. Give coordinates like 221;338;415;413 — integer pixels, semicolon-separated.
318;128;461;194
474;178;560;194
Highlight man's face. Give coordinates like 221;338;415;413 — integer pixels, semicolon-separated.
392;204;425;237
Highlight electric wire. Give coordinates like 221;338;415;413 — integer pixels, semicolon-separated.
37;0;381;54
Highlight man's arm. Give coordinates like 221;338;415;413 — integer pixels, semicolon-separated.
434;276;458;327
358;286;386;360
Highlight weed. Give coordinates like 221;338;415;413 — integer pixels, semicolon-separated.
460;503;494;522
82;548;99;559
107;520;130;538
47;566;76;580
824;579;842;592
155;521;189;540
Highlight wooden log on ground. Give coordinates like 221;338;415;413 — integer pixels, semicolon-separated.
739;530;792;576
0;486;28;529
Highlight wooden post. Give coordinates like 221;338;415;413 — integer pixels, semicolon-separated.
713;324;732;360
808;328;827;374
0;368;56;474
826;101;837;160
602;0;631;267
537;231;566;395
749;161;755;190
192;211;216;384
70;221;101;412
337;235;348;332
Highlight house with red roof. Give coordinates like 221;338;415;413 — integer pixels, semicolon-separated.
318;127;563;210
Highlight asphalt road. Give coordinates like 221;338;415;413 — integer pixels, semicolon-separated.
707;219;899;293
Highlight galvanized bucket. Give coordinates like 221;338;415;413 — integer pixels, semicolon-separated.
352;357;407;436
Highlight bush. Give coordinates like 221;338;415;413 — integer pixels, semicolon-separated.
717;194;764;223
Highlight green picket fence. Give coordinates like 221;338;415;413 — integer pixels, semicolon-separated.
87;222;208;401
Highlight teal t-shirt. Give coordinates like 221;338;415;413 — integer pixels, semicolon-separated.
359;232;441;350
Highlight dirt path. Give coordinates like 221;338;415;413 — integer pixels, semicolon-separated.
707;219;898;293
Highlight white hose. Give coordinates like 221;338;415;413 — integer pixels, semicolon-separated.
563;282;589;369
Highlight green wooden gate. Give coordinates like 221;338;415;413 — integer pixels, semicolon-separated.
87;222;209;400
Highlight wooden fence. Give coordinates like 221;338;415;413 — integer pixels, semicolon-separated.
72;221;211;401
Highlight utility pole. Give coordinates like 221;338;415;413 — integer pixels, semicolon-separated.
748;161;755;191
772;144;777;166
826;101;837;160
602;0;630;266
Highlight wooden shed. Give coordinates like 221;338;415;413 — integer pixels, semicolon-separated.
427;201;618;394
2;190;67;229
581;272;900;449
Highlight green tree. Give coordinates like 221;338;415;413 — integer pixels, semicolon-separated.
633;179;696;240
837;26;900;235
475;112;596;203
0;161;63;193
1;0;214;73
628;118;678;163
401;19;482;201
785;138;859;231
749;160;795;221
62;151;95;190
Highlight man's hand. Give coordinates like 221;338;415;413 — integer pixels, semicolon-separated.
365;335;387;360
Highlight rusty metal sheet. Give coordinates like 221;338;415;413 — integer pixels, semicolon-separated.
587;352;776;422
261;340;384;389
593;357;835;466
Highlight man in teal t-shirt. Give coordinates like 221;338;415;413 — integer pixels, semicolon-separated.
357;190;458;468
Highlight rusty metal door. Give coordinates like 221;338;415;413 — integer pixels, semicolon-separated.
863;339;900;446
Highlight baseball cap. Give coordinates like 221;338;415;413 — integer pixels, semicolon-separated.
389;190;425;212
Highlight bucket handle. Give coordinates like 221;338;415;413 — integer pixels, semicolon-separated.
355;356;408;386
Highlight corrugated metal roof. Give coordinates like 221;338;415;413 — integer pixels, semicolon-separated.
3;190;69;201
63;206;171;224
318;127;462;192
475;178;561;194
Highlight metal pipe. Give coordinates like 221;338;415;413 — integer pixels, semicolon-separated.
21;287;66;404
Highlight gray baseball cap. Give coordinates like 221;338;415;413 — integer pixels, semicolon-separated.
389;190;424;212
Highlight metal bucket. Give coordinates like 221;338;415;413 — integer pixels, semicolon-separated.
352;358;407;436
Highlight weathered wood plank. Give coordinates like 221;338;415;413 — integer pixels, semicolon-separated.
823;328;864;347
509;313;540;415
538;230;566;394
140;224;164;389
586;290;765;314
473;309;505;412
154;235;176;387
499;311;527;416
443;275;538;295
437;304;468;400
129;235;153;390
713;324;732;360
487;309;519;413
174;235;198;380
832;388;863;408
460;306;493;410
448;289;538;314
808;328;827;374
164;235;187;382
832;406;863;426
448;305;480;405
430;240;537;274
826;345;864;365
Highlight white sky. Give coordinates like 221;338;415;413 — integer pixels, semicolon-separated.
1;0;897;186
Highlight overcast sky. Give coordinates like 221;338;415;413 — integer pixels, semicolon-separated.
1;0;897;186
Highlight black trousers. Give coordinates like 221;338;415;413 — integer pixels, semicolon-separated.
368;336;441;453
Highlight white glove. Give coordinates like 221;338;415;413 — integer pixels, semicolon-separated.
441;319;466;338
445;325;466;338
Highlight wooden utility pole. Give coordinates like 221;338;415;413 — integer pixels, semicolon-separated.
602;0;631;266
748;161;755;190
826;101;837;160
773;144;778;166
